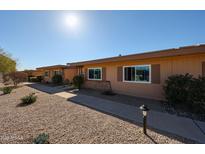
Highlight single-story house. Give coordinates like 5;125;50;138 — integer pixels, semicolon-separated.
36;65;68;82
67;44;205;100
23;69;44;81
31;70;44;77
25;65;78;83
23;70;44;78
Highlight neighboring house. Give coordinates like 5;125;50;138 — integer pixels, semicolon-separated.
32;70;44;77
23;69;44;80
24;65;78;83
36;65;78;83
36;65;68;82
67;44;205;100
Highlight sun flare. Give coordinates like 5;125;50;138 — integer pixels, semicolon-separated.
65;14;79;29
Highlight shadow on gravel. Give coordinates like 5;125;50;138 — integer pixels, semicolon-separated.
145;134;158;144
16;102;31;107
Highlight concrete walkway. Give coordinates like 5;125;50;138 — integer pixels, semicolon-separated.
54;91;205;143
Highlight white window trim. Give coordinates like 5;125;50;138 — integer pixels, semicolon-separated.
123;64;151;84
87;67;102;81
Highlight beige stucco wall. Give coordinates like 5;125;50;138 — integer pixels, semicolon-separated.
64;68;78;82
32;70;44;77
82;53;205;100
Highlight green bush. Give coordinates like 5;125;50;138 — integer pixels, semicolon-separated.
33;133;49;144
29;76;43;82
190;76;205;103
52;74;63;84
164;73;205;113
21;93;37;105
29;77;38;82
73;75;84;89
37;76;43;82
164;73;193;105
2;86;13;94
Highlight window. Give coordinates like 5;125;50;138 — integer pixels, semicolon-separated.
88;68;102;80
45;71;49;77
123;65;151;83
53;70;62;75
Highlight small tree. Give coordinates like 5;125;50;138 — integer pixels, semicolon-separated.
3;71;28;86
73;75;84;89
0;48;16;74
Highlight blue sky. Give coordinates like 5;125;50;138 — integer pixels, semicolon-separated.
1;11;205;70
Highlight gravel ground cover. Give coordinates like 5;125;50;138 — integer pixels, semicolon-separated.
0;86;194;144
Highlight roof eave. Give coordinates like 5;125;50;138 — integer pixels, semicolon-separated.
69;44;205;66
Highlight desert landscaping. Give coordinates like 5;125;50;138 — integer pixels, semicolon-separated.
0;85;194;144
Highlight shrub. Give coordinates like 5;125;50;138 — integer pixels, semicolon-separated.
163;73;193;105
29;76;43;82
164;74;205;114
37;76;43;82
189;76;205;113
190;76;205;104
73;75;84;89
52;74;63;84
21;93;37;105
2;86;13;94
33;133;49;144
29;77;38;82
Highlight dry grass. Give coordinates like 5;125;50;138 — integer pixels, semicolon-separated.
0;86;193;144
